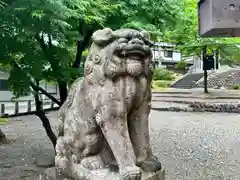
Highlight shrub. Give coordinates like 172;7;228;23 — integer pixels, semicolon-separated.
153;68;175;81
175;60;187;70
232;84;240;90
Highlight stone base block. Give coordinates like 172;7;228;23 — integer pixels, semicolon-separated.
40;167;165;180
89;168;165;180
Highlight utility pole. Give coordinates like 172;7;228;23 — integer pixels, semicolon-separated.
202;46;208;93
215;49;219;70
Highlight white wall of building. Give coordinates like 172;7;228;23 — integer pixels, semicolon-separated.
0;71;60;102
152;42;182;66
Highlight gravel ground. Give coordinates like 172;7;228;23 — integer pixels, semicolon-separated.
150;111;240;180
1;111;240;180
0;113;56;180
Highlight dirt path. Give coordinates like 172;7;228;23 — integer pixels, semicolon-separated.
1;111;240;180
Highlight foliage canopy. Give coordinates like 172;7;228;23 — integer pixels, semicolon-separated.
163;0;240;64
0;0;181;99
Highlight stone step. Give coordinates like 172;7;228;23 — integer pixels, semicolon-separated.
171;73;204;89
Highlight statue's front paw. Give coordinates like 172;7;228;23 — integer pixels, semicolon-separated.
137;156;162;172
120;166;141;180
81;155;104;170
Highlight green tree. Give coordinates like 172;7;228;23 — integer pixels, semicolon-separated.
163;0;240;61
0;0;181;147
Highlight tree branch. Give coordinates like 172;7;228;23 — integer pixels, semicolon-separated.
30;81;61;105
48;33;52;48
35;33;48;52
11;60;61;106
35;32;68;104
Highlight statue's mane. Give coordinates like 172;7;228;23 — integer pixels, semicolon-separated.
83;28;153;85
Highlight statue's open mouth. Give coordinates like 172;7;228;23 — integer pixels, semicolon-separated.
114;44;149;61
125;49;147;60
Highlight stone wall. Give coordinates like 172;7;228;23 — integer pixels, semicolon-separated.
194;69;240;89
189;102;240;113
152;102;240;114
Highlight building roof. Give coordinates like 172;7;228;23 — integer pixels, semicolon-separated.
153;42;176;47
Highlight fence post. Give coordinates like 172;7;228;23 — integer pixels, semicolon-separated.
51;101;54;109
27;100;31;112
14;102;19;114
1;104;5;115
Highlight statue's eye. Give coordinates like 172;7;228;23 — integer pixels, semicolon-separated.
118;53;125;58
118;38;128;44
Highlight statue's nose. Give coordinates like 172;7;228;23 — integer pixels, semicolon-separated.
129;38;144;46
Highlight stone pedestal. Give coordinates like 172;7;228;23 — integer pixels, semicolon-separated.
40;167;165;180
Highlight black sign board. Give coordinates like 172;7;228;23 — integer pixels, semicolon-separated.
203;55;215;70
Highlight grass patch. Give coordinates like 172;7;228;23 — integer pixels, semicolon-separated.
0;118;8;125
152;80;172;90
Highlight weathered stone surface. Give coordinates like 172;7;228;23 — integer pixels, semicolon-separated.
40;167;165;180
46;28;163;180
0;128;8;144
39;168;56;180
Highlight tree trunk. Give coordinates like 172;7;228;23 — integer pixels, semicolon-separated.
34;82;57;149
0;128;8;144
72;40;83;69
58;80;68;105
72;30;94;68
34;31;93;106
56;31;94;103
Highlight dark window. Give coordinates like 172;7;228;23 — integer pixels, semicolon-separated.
164;50;173;58
0;79;9;91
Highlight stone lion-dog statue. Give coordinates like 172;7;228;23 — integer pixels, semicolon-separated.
55;28;163;180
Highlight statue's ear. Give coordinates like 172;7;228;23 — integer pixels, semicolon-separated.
140;30;154;47
92;28;114;46
140;30;150;40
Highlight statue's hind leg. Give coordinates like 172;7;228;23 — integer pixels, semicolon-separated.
80;131;106;170
78;115;106;170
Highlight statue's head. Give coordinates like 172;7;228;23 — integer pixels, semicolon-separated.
84;28;153;84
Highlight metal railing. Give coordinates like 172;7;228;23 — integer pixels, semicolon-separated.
0;100;59;117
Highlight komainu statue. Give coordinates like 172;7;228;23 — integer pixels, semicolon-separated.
40;28;164;180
